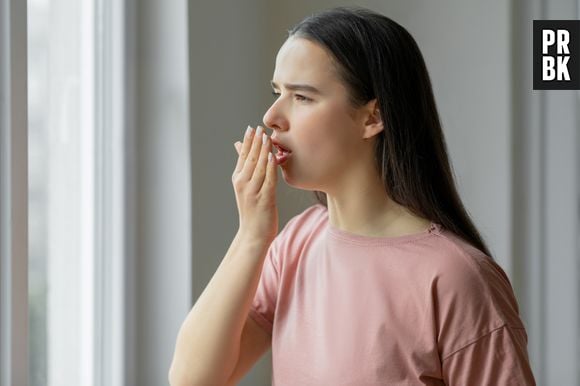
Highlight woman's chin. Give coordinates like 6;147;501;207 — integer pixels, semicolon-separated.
278;164;300;187
279;166;320;191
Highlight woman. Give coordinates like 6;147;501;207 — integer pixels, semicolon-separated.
169;6;536;386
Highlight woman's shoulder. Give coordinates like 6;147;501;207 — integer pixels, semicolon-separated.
429;229;511;294
426;227;525;329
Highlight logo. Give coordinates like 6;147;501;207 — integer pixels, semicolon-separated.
533;20;579;90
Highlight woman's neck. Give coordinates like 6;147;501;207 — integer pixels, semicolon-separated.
325;172;430;238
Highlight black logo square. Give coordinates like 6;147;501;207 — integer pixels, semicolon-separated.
533;20;580;90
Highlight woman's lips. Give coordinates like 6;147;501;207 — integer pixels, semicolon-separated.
275;150;291;165
273;145;292;165
271;139;292;165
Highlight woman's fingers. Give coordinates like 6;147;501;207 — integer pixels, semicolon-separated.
230;124;279;242
233;125;277;195
234;126;255;174
261;142;277;195
250;130;272;189
241;126;265;178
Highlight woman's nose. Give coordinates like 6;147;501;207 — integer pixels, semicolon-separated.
262;101;288;133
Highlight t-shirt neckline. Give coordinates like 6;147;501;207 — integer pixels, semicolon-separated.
326;220;442;246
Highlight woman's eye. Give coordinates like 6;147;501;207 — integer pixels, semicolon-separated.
271;91;311;102
294;94;311;102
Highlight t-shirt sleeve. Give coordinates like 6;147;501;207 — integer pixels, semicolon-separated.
432;244;537;385
248;233;281;335
442;324;536;385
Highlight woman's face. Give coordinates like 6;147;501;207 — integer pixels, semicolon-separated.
263;36;369;192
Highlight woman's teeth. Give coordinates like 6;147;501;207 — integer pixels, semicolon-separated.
275;145;289;154
274;147;292;164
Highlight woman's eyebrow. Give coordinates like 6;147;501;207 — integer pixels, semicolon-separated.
270;81;322;94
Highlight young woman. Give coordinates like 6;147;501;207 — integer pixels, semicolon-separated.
169;6;536;386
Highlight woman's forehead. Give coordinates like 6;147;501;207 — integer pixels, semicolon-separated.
272;37;338;87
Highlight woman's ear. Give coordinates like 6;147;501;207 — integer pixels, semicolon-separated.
362;99;383;139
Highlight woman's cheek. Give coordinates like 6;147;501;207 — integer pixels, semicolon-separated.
307;138;333;164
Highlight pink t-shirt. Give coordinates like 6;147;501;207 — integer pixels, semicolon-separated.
249;204;536;385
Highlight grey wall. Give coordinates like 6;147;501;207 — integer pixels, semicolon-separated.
134;0;191;385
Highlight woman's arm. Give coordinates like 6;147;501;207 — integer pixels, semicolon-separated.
169;125;279;385
168;231;271;386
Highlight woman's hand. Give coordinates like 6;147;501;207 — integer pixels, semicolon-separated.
232;125;279;245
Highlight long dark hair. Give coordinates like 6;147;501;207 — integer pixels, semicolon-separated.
288;6;493;258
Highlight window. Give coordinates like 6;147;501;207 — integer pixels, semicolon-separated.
28;0;127;384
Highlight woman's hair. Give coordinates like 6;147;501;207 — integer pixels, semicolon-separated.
288;6;493;258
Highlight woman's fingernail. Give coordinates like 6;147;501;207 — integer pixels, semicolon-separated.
245;125;252;137
262;133;268;144
256;125;263;136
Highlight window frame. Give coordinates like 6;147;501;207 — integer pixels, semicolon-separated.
0;1;28;386
1;0;134;384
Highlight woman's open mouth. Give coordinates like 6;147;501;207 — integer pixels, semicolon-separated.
274;144;292;165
